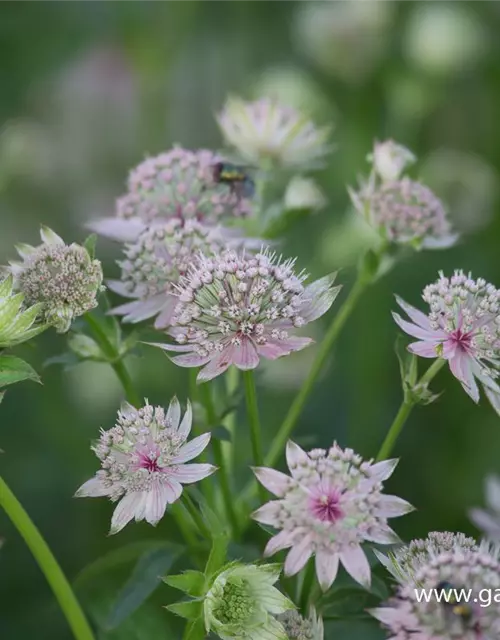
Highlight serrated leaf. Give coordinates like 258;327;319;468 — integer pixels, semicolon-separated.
83;233;98;259
0;356;40;388
105;544;183;630
182;617;205;640
164;570;205;597
166;599;203;620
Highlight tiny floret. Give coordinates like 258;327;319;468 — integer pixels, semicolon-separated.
278;608;324;640
204;563;294;640
75;397;215;534
393;270;500;415
349;140;457;249
252;441;413;591
217;96;331;168
0;274;46;347
152;248;341;382
7;227;103;333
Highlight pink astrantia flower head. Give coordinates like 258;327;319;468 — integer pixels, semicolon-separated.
152;248;341;383
75;397;215;534
88;147;253;242
393;270;500;416
349;140;457;250
469;475;500;540
252;441;413;591
107;218;259;329
217;96;331;168
371;543;500;639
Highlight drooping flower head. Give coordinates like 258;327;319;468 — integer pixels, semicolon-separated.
89;147;253;242
203;563;294;640
278;608;324;640
7;227;103;333
152;249;340;382
393;270;500;415
252;441;413;591
375;531;478;586
470;475;500;540
217;96;331;168
371;543;500;639
349;140;457;249
107;219;258;329
0;274;46;347
75;397;215;534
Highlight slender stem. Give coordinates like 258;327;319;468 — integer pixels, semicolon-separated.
83;314;141;407
298;560;316;613
223;367;239;471
376;358;445;461
0;476;94;640
170;502;199;548
181;493;211;540
243;371;266;503
199;383;240;536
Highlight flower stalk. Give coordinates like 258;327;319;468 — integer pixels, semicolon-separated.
243;370;266;503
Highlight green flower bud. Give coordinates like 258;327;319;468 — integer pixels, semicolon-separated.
0;274;46;347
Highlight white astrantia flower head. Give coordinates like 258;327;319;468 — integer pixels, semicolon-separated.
7;226;103;333
88;147;253;242
371;542;500;639
203;563;294;640
75;397;215;534
107;218;259;329
252;441;413;591
152;248;341;383
393;270;500;416
217;96;331;168
375;531;478;586
278;608;324;640
349;140;457;250
0;274;46;347
470;474;500;540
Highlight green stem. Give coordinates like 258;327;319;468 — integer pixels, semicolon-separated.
199;383;239;536
83;314;141;407
181;493;211;540
243;371;266;503
0;476;94;640
376;358;445;461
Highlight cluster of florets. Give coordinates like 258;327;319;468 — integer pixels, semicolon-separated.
217;96;331;168
252;441;412;591
108;219;254;328
278;609;324;640
116;147;252;223
154;248;340;381
372;544;500;639
376;531;478;585
9;227;103;333
76;397;215;534
349;140;457;249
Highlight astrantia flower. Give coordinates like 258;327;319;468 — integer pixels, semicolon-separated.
278;608;324;640
0;275;46;347
371;543;500;639
252;441;413;591
107;218;257;329
349;140;457;249
204;563;293;640
470;475;500;539
75;397;215;534
7;227;103;333
153;249;340;382
217;96;331;168
375;531;478;586
393;270;500;415
90;147;252;242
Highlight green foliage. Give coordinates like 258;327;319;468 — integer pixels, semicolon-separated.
0;355;40;388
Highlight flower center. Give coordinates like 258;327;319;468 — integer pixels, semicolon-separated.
309;489;344;523
135;447;163;473
213;581;253;625
450;328;472;352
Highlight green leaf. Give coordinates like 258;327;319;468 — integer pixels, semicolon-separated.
0;355;40;388
83;233;98;259
211;425;232;442
263;207;312;239
68;333;106;362
324;619;385;640
182;617;205;640
0;390;5;404
164;570;205;597
105;544;183;630
43;352;80;371
166;599;203;620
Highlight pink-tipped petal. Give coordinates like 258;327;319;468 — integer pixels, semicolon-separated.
170;433;211;464
163;479;183;504
364;524;401;545
284;537;313;576
392;312;443;341
197;350;233;382
87;217;145;242
256;336;313;360
177;400;192;438
449;352;480;402
144;482;169;526
301;274;341;323
253;467;291;497
166;396;181;430
340;545;371;588
315;551;340;591
170;352;212;367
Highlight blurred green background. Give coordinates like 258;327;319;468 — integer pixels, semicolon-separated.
1;1;500;638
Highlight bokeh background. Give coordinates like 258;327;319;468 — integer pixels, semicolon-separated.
1;1;500;638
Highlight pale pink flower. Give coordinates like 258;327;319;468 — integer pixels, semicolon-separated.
371;542;500;639
252;441;413;591
393;270;500;415
107;218;258;329
469;475;500;540
89;147;253;242
151;249;341;383
75;398;215;534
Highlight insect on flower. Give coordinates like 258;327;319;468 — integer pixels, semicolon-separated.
212;161;256;199
436;581;483;638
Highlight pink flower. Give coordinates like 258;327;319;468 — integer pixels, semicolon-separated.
151;249;341;382
75;398;215;534
252;441;413;591
393;270;500;415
